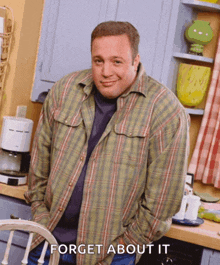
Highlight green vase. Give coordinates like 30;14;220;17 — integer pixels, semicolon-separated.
185;20;213;56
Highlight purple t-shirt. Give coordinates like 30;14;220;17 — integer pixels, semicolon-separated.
53;89;117;244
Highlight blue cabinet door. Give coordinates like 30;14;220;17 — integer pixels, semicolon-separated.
0;195;31;265
32;0;117;101
115;0;173;82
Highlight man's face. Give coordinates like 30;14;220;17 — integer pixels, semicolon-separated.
91;34;140;99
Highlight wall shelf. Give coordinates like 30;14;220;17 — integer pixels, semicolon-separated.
173;52;214;63
182;0;220;12
185;108;204;115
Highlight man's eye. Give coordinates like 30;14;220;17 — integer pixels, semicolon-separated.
114;60;122;65
94;59;102;64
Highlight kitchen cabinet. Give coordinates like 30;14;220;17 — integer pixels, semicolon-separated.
31;0;181;101
0;194;31;265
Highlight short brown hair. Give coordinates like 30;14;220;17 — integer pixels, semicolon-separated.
91;21;140;61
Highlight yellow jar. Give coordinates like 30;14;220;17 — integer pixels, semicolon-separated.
176;63;211;107
198;0;218;3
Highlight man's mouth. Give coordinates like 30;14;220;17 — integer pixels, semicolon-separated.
100;80;118;87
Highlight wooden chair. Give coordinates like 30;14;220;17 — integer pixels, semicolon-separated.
0;219;60;265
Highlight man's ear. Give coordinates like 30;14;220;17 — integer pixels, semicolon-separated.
133;54;140;71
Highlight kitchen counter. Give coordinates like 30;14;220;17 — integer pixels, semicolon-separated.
0;183;220;253
166;219;220;251
0;183;27;200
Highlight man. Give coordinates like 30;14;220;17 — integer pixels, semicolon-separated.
25;21;189;265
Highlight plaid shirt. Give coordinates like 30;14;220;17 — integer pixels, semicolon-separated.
24;64;190;265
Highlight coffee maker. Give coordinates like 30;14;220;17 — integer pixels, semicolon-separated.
0;116;33;186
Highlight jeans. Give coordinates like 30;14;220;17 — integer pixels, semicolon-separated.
28;242;136;265
111;253;136;265
28;242;76;265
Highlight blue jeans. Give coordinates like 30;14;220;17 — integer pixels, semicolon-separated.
111;253;136;265
28;242;136;265
28;242;76;265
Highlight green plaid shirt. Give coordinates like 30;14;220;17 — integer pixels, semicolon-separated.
25;63;190;265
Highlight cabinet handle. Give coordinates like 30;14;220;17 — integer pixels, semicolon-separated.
10;214;20;219
161;257;173;265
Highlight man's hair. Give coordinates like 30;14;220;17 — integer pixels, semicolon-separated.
91;21;140;61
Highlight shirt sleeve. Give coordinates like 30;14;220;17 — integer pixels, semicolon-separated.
24;83;58;224
121;96;190;246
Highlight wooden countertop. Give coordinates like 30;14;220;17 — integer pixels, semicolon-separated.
0;183;220;252
0;183;27;200
166;219;220;251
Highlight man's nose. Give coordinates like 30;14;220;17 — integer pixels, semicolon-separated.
102;62;112;77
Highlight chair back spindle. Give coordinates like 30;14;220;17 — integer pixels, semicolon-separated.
0;219;59;265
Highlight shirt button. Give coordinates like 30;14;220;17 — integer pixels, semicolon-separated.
80;156;84;161
59;207;63;212
65;120;68;124
69;182;73;186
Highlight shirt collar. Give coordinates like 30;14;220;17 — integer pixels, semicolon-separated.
120;63;147;98
78;71;94;96
78;62;147;98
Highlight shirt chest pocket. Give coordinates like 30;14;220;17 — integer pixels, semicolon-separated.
113;122;149;166
52;109;85;153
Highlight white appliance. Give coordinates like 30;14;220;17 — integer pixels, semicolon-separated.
0;116;33;186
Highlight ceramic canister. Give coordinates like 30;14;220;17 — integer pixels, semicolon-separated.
184;195;201;221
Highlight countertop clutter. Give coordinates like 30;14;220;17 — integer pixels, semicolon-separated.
168;186;220;252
